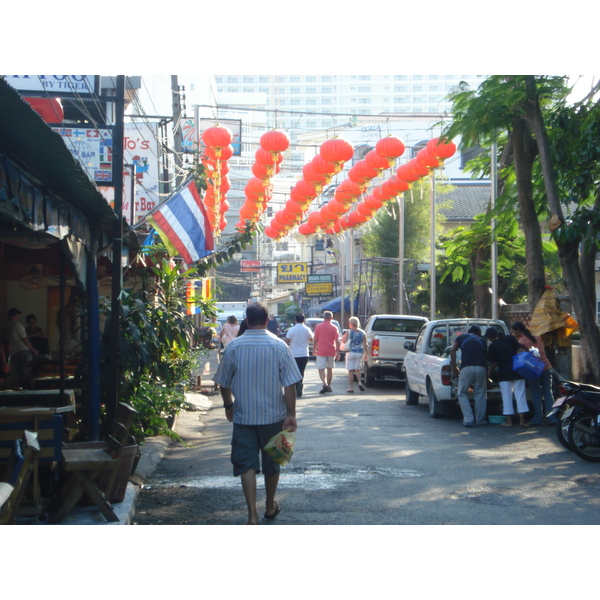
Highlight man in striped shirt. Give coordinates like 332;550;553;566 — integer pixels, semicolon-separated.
214;302;301;525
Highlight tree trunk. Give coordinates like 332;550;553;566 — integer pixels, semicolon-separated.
511;115;547;310
523;76;600;383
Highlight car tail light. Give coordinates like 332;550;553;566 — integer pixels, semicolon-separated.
441;365;451;386
371;338;379;357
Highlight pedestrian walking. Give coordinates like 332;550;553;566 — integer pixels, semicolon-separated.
485;327;529;427
450;325;489;427
340;316;367;393
285;313;313;398
213;302;301;525
267;313;280;337
220;315;239;348
511;321;556;426
313;310;340;393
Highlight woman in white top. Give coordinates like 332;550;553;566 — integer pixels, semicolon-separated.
220;315;240;348
340;316;368;393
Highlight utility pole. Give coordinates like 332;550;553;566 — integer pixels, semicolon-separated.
171;75;183;189
107;74;125;430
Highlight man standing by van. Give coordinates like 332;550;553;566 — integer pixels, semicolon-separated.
313;311;340;394
450;325;489;427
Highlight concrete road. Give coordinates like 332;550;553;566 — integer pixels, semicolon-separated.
133;350;600;526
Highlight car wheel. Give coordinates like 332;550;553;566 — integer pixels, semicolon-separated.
405;376;419;405
364;365;376;387
428;383;443;418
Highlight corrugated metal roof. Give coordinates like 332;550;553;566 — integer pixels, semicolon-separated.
0;77;118;238
437;183;491;221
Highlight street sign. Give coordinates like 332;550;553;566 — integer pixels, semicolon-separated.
277;262;308;283
306;274;333;296
241;260;261;272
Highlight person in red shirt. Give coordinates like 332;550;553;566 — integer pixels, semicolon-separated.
313;311;340;393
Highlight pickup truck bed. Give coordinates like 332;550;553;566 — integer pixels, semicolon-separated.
403;318;509;417
361;314;429;386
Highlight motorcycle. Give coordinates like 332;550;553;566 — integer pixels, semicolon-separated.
547;379;600;461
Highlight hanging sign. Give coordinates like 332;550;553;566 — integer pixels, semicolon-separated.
277;262;308;284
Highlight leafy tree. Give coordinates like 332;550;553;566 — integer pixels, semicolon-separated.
444;76;600;381
361;178;448;313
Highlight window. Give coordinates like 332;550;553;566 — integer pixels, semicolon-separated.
322;76;332;82
243;87;253;93
413;75;423;80
259;87;269;93
259;76;269;83
322;98;332;105
290;98;301;105
243;76;254;83
429;85;439;92
394;97;408;104
394;85;407;92
394;75;408;81
291;76;300;83
306;76;316;82
307;87;317;94
227;77;238;83
307;120;317;127
291;87;301;94
413;85;422;92
359;98;370;104
413;96;423;103
306;98;317;105
358;86;370;92
277;76;285;82
358;75;371;81
215;77;223;84
229;88;238;93
322;86;332;93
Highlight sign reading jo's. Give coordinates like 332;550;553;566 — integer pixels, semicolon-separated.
277;262;308;283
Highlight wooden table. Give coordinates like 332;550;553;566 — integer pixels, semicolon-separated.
0;405;75;520
0;388;76;408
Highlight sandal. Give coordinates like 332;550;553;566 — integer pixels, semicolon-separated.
358;383;365;391
347;389;354;393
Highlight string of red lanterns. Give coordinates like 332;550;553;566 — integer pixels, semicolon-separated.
201;124;235;235
237;129;290;234
297;136;456;238
265;136;354;240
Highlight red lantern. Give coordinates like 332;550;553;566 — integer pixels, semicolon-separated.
319;137;354;171
265;226;281;239
357;202;373;217
376;136;406;160
364;195;383;211
407;159;430;179
396;163;419;183
365;149;391;172
416;148;440;170
285;199;305;216
302;163;327;188
204;144;234;161
255;147;278;166
252;162;272;180
202;125;233;150
328;198;348;215
307;211;324;229
310;154;337;176
426;137;457;161
292;180;319;202
334;178;362;203
240;203;259;221
298;223;317;236
220;199;230;213
23;97;64;123
348;160;378;186
260;130;290;154
219;216;227;231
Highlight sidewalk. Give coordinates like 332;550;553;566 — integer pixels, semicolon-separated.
55;390;215;525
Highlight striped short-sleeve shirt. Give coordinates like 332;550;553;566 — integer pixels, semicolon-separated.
213;329;302;425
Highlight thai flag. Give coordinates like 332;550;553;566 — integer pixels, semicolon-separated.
149;181;214;264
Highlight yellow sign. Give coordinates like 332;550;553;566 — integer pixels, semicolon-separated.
277;262;308;283
306;282;333;296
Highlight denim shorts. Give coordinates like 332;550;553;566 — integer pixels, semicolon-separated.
231;420;285;477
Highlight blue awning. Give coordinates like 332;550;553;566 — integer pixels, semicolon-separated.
308;294;359;314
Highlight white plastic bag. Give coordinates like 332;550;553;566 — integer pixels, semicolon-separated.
264;429;296;466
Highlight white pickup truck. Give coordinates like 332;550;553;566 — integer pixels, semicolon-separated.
361;314;429;387
402;318;509;417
